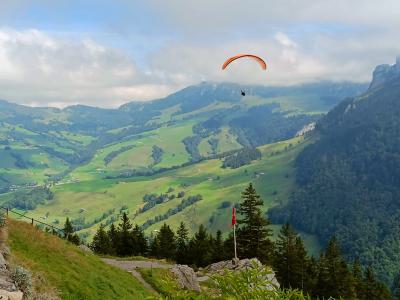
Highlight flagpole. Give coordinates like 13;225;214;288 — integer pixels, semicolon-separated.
233;223;237;260
232;206;237;260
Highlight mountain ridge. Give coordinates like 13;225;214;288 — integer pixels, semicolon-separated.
270;58;400;287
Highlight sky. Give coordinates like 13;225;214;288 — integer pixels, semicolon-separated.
0;0;400;108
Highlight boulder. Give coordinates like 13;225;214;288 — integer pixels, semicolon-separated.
205;258;262;273
202;258;280;289
1;246;11;259
170;264;201;292
0;252;7;270
0;289;23;300
0;274;16;292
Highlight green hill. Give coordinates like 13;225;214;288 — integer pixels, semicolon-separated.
270;60;400;286
9;136;318;255
0;81;366;192
8;219;153;299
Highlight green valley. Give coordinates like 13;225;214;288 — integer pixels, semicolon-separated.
0;81;366;254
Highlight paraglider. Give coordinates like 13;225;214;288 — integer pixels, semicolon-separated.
222;54;267;97
222;54;267;70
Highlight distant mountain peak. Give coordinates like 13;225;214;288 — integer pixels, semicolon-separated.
369;56;400;90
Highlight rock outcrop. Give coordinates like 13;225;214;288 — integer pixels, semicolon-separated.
0;290;24;300
0;248;22;300
369;56;400;91
0;220;23;300
170;265;201;292
198;258;279;289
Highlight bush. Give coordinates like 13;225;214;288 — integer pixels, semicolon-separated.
211;262;315;300
12;266;33;298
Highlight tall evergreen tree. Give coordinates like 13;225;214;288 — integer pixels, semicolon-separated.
63;217;80;245
176;221;189;264
117;212;133;256
363;267;392;300
131;224;147;256
223;233;235;259
352;258;364;299
107;223;118;255
303;256;318;296
315;236;355;299
274;223;307;290
210;230;225;263
188;224;211;267
91;223;111;254
63;217;74;239
152;223;176;259
236;183;274;263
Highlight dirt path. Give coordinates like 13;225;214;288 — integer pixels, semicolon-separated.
102;258;174;296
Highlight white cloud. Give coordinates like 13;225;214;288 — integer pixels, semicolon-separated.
0;28;176;108
1;1;400;107
147;0;400;31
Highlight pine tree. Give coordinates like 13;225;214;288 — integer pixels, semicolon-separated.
236;183;274;263
63;217;80;245
117;212;133;256
303;256;318;296
363;267;392;300
131;224;147;256
210;230;225;263
152;223;176;259
107;223;118;255
63;217;74;239
274;223;307;290
223;233;235;259
316;236;355;299
91;223;111;254
352;258;364;299
176;221;189;264
188;224;211;267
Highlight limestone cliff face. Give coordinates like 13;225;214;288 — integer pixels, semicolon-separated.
369;56;400;90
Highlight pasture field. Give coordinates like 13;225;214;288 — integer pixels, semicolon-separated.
23;137;320;254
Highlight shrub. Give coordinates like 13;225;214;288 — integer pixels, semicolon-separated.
12;266;33;298
211;262;316;300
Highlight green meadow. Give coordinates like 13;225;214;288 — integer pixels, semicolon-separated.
20;136;322;254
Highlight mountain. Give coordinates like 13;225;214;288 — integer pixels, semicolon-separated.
270;58;400;287
0;81;366;193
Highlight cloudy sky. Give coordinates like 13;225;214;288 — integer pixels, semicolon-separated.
0;0;399;108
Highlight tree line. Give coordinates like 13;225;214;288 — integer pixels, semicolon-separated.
86;183;390;299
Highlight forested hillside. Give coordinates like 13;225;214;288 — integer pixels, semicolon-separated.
270;60;400;287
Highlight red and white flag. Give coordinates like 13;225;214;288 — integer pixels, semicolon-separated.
231;207;236;227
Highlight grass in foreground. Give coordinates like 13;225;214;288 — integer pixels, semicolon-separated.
138;268;215;300
8;219;153;300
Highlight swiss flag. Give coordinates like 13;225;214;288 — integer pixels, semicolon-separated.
231;207;237;227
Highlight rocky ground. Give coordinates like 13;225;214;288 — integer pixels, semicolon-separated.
0;219;24;300
101;258;174;296
103;257;279;293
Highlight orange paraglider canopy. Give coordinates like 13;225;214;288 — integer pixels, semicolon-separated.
222;54;267;70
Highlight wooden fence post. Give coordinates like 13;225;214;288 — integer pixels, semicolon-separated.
31;218;34;225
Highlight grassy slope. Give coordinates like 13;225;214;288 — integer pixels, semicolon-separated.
69;121;196;181
25;136;322;256
8;219;152;300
